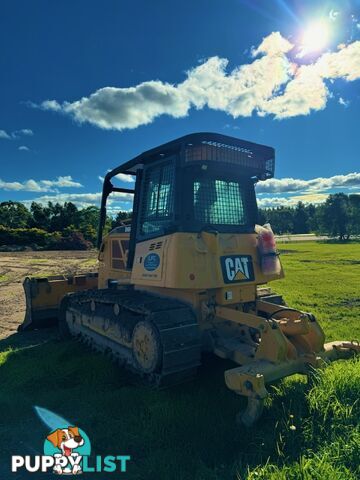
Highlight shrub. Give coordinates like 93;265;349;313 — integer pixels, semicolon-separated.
0;225;92;250
50;231;93;250
0;225;51;247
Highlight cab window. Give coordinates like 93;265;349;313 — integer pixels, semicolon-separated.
139;161;175;236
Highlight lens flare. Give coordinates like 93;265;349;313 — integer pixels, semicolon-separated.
298;19;331;57
34;406;71;430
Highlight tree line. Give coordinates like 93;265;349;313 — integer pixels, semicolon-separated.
0;192;359;250
0;201;131;250
259;193;360;240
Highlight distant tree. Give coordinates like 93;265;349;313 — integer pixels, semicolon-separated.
316;193;351;240
47;202;78;231
0;201;31;228
257;209;267;226
293;202;309;234
305;203;317;232
306;203;316;218
76;206;112;244
77;206;100;230
261;195;359;239
81;224;98;244
349;194;360;237
260;207;294;234
112;210;132;229
47;202;63;231
63;202;78;226
275;208;294;234
29;202;51;230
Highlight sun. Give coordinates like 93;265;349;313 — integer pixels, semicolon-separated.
298;19;331;57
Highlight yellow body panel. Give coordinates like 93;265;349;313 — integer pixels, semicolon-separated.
98;230;283;306
131;231;283;292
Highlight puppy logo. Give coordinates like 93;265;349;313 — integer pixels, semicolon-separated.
11;408;130;475
45;426;88;475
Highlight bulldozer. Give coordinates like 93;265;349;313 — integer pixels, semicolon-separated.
19;132;359;426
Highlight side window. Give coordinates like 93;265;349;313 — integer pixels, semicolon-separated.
110;238;130;269
140;162;175;236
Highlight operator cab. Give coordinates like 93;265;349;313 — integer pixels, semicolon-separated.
98;133;275;270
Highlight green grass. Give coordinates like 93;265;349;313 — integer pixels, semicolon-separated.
80;257;99;268
0;274;9;282
275;242;360;341
26;258;49;264
0;242;359;479
30;271;57;278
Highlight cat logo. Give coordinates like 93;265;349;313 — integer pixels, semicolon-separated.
220;255;255;284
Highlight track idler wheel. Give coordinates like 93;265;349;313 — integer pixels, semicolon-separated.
132;320;162;374
236;397;265;428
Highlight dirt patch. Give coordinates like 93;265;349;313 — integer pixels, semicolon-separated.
0;250;97;339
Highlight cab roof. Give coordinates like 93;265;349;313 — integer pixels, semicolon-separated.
106;132;275;180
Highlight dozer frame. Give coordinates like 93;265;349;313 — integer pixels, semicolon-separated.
20;132;360;426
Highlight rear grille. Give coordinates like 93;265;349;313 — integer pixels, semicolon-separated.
149;241;163;250
185;141;274;178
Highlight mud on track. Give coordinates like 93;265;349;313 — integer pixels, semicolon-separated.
0;250;97;339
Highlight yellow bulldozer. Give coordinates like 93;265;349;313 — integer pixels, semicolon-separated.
19;133;359;426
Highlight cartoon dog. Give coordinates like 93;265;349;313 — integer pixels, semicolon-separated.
46;426;84;475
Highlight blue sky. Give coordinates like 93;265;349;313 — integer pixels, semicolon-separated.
1;0;360;212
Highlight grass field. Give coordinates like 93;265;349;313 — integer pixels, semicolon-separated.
0;242;359;479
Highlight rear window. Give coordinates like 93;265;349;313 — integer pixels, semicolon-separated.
193;178;248;225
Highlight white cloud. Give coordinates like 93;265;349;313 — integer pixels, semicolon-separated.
338;97;349;107
42;176;83;188
14;128;33;137
257;193;328;208
18;145;30;151
98;173;135;184
41;83;188;130
0;180;23;191
258;193;329;208
115;173;135;183
290;193;331;203
32;33;360;128
258;192;360;209
0;176;83;192
0;128;34;140
40;100;62;112
256;172;360;194
259;62;329;118
0;129;11;139
251;31;293;57
22;191;133;210
258;196;298;208
315;41;360;81
257;172;360;208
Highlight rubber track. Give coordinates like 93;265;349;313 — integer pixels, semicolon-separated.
63;288;202;386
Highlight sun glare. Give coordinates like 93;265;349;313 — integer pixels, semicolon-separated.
298;19;330;57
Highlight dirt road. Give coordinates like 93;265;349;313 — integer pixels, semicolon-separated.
275;234;329;242
0;250;97;339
